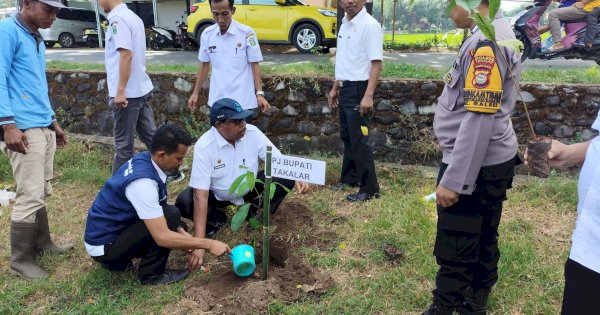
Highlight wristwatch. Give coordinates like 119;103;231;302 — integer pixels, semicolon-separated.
256;91;265;97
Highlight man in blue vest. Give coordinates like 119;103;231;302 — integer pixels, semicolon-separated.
84;124;231;285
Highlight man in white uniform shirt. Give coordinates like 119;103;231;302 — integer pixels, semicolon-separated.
327;0;382;202
187;0;269;118
100;0;156;174
175;98;308;270
525;112;600;314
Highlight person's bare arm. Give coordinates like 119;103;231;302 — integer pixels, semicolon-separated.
115;48;132;108
359;60;382;115
188;62;210;111
251;62;270;113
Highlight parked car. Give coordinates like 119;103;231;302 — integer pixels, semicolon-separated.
40;8;106;48
187;0;337;53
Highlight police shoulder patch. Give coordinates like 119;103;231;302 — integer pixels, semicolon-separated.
464;41;503;114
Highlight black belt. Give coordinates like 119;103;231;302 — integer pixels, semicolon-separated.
339;80;368;88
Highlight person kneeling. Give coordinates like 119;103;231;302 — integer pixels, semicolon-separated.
84;124;230;285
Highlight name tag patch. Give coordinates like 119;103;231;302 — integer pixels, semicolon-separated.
214;164;225;170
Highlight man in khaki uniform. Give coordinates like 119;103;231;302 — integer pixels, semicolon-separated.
424;1;522;314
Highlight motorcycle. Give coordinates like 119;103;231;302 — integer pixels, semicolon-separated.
512;0;600;65
146;26;175;51
175;17;198;51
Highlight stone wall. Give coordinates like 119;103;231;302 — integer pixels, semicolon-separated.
47;70;599;165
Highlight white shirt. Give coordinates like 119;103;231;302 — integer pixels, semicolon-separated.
335;7;383;81
104;3;153;98
189;124;280;205
569;112;600;273
84;159;167;257
198;19;263;109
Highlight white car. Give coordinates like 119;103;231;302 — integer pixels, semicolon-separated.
40;8;105;48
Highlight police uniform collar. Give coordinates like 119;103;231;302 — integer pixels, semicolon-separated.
342;6;367;25
107;3;127;20
150;158;168;183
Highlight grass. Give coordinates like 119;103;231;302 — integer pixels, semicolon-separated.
0;140;578;314
384;33;465;50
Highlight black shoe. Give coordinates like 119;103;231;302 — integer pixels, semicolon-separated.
329;182;358;191
346;192;380;202
140;268;190;285
422;301;455;315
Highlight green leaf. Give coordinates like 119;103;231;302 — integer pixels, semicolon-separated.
236;181;250;197
472;12;495;41
447;0;456;16
274;182;292;194
456;0;479;11
269;182;276;201
498;39;524;55
245;171;256;191
231;203;251;232
488;0;500;20
229;172;246;195
249;217;261;229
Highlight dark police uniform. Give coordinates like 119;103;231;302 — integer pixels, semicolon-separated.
429;11;522;314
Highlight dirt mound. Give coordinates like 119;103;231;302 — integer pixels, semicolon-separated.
180;199;335;315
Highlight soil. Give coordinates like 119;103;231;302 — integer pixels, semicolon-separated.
176;199;335;315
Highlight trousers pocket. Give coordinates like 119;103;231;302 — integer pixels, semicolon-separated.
434;229;480;263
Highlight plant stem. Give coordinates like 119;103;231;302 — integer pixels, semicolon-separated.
262;146;272;281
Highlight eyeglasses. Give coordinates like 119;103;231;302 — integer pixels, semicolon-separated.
224;119;245;126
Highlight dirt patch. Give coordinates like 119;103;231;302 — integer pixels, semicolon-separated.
180;199;335;315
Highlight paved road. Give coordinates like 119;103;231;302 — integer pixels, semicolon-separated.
45;48;598;69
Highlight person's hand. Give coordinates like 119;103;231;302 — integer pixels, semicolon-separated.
327;88;339;108
258;95;270;113
575;2;584;9
359;95;374;116
294;181;310;194
208;240;231;257
188;94;199;111
115;91;128;108
524;139;569;168
2;125;28;154
187;249;205;272
54;123;68;149
436;184;459;208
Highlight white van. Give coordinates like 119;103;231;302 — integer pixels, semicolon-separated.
40;8;106;48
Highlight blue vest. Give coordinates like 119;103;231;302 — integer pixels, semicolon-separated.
84;152;167;246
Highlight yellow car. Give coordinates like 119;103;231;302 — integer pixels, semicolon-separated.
187;0;337;53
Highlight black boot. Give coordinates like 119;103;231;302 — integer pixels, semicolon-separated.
36;207;74;254
423;298;455;315
10;221;50;280
456;287;490;315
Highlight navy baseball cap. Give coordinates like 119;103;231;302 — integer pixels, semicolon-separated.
210;98;252;126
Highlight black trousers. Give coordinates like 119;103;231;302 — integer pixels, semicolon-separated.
338;81;379;195
561;258;600;314
91;205;182;281
175;171;295;231
585;7;600;44
432;156;517;308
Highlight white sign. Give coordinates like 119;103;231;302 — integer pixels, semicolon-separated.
271;154;326;185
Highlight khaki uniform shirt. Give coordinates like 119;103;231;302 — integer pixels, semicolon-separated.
434;12;521;195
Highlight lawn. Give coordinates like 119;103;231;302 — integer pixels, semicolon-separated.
384;32;465;48
0;140;576;314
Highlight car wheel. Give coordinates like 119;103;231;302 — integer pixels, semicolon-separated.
196;23;212;44
293;24;321;54
58;33;75;48
44;41;56;48
149;39;162;51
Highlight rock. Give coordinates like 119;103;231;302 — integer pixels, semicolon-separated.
554;125;574;138
547;112;565;122
77;73;90;80
70;108;84;117
321;105;332;115
151;80;160;92
198;105;210;116
399;100;417;115
389;127;407;140
376;100;394;111
418;103;437;115
421;82;438;92
166;93;181;114
392;92;405;99
575;119;594;127
256;117;269;132
561;97;578;108
307;103;324;116
287;90;307;102
368;129;388;149
534;122;552;136
320;122;336;136
275;81;286;91
174;78;193;93
49;97;59;110
401;82;418;92
580;129;597;141
77;83;91;92
273;117;294;129
544;95;561;107
54;73;66;84
201;77;210;90
297;121;317;134
586;87;600;95
282;105;300;117
563;87;578;94
97;79;106;92
264;106;279;117
536;85;553;93
378;81;394;90
375;114;398;125
75;94;87;104
518;91;537;103
583;95;600;108
96;111;112;135
264;91;276;103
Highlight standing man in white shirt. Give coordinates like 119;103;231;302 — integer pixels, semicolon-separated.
525;112;600;314
99;0;156;174
187;0;270;118
327;0;382;202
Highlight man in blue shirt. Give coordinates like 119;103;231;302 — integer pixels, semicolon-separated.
0;0;73;280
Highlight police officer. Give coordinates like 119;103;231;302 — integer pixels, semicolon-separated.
187;0;269;118
425;1;522;314
99;0;156;174
176;98;308;270
327;0;382;202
